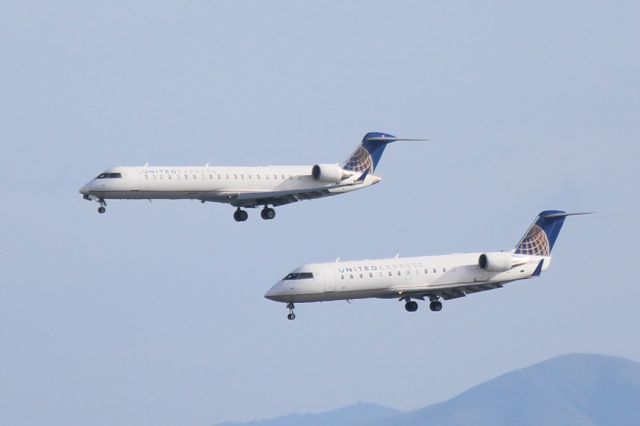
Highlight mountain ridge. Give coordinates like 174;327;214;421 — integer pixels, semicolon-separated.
214;353;640;426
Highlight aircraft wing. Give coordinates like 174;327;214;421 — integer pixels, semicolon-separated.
202;184;347;208
391;281;511;301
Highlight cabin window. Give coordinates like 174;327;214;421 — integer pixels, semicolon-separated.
433;268;437;273
443;267;447;272
424;269;428;274
256;175;260;180
282;175;286;179
192;174;197;179
350;274;354;279
369;272;373;278
274;175;278;180
209;174;213;179
359;273;363;279
241;174;244;179
388;272;392;277
397;271;401;276
341;275;344;280
234;174;238;180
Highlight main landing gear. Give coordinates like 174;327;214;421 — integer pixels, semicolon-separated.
233;206;276;222
402;297;443;313
404;300;418;312
260;206;276;220
233;208;248;222
429;300;442;312
287;302;296;320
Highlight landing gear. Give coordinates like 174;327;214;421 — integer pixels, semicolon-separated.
97;199;107;214
233;208;248;222
404;300;418;312
260;206;276;220
286;302;296;320
429;300;443;312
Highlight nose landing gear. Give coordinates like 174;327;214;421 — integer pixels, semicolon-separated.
97;199;107;214
286;302;296;320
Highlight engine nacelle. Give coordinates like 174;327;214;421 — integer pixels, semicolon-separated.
478;252;515;272
311;164;345;183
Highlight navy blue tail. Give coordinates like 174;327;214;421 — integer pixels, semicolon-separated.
515;210;570;256
343;132;397;173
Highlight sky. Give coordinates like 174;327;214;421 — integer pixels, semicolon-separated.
0;1;639;425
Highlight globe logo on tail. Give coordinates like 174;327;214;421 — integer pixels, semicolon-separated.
516;224;550;256
343;146;374;173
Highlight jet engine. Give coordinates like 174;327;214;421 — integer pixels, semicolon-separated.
311;164;346;183
478;252;517;272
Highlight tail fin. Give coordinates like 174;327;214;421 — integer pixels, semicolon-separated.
343;132;428;174
515;210;590;256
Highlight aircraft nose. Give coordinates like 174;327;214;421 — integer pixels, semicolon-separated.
264;281;285;301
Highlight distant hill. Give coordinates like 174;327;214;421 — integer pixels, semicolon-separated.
214;353;640;426
214;402;400;426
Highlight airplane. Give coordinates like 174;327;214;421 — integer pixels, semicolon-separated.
79;132;427;221
265;210;589;320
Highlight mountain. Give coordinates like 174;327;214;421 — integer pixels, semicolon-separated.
214;353;640;426
382;353;640;426
214;402;400;426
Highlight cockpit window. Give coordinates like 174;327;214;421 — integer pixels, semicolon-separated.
96;173;123;179
283;272;314;280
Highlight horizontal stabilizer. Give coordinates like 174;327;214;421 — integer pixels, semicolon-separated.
365;136;430;142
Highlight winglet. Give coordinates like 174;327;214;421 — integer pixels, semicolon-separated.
532;259;544;277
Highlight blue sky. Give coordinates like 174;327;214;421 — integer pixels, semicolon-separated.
0;1;638;425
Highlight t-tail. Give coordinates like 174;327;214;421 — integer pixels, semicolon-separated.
342;132;429;174
515;210;592;257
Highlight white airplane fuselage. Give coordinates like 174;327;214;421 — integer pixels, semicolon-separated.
265;252;549;304
80;165;379;204
79;132;424;220
265;210;586;319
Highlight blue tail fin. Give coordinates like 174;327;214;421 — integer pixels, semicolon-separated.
343;132;396;173
515;210;591;256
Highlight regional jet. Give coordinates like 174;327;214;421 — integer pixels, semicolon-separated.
265;210;589;319
79;132;426;221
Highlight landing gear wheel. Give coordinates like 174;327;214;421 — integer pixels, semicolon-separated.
261;207;276;220
429;301;443;312
405;300;418;312
97;199;107;214
233;208;248;222
286;302;295;320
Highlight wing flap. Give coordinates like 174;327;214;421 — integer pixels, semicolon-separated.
394;282;506;301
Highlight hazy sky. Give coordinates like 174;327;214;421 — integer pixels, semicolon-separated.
1;1;638;425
